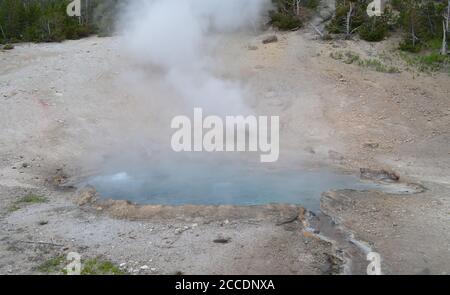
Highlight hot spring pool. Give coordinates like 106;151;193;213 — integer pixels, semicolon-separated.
83;162;385;212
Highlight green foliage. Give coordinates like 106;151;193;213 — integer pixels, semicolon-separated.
270;11;302;30
400;50;450;72
2;43;14;49
303;0;319;10
326;0;369;35
37;256;65;273
359;7;397;41
81;257;124;275
327;0;448;47
327;0;449;70
270;0;319;30
17;194;48;203
395;0;447;52
37;255;124;275
8;194;48;212
0;0;118;44
399;38;423;52
359;17;389;41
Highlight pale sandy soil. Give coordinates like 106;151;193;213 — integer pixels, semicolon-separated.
0;28;449;274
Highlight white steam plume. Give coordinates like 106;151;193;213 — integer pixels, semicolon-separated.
118;0;271;114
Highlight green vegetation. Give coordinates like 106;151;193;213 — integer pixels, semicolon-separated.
327;1;448;47
37;255;124;275
393;0;448;53
358;13;391;41
399;50;450;72
81;257;124;275
270;11;302;30
9;194;48;211
17;194;48;203
326;0;395;41
37;255;65;273
359;58;401;73
269;0;319;30
331;50;400;73
2;43;14;49
327;1;449;72
0;0;119;44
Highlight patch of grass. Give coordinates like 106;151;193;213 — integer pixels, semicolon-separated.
399;51;450;73
3;44;14;50
17;194;48;204
330;51;360;64
330;50;400;73
358;58;400;73
399;39;422;53
37;256;65;274
36;255;124;275
8;194;48;212
425;38;445;51
81;257;124;275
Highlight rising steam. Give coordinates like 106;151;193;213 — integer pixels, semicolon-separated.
80;0;272;185
118;0;271;114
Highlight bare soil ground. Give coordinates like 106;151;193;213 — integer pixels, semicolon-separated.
0;28;449;274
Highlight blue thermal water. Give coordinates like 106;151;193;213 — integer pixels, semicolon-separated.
86;161;381;212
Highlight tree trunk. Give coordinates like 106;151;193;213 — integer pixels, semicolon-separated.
411;12;416;48
0;24;6;41
447;0;450;32
441;21;448;55
85;0;89;25
346;3;353;38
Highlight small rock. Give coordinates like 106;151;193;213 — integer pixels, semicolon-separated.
213;237;231;244
363;142;379;149
328;150;344;161
360;168;399;182
248;45;258;50
262;35;278;44
140;265;149;270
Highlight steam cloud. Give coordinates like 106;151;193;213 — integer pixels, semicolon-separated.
119;0;271;114
81;0;272;182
